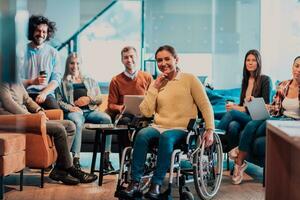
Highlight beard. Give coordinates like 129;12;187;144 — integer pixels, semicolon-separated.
32;36;46;46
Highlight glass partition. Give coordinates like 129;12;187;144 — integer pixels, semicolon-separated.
144;0;260;89
79;1;141;83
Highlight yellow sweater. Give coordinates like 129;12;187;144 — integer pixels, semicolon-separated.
139;72;214;130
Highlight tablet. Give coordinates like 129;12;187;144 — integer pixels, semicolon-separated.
244;97;270;120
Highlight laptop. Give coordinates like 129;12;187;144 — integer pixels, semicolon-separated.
123;95;144;117
84;109;126;129
244;97;270;120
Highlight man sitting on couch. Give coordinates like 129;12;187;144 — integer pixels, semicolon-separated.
0;82;97;185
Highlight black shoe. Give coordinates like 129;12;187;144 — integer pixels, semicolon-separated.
119;181;141;198
68;166;98;183
144;183;161;199
103;152;115;174
44;164;53;173
73;157;81;170
49;167;80;185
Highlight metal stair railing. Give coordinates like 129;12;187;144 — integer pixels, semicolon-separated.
56;0;117;53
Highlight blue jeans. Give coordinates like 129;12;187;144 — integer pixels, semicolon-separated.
66;110;112;157
238;120;265;152
131;127;187;185
239;117;289;152
217;110;252;149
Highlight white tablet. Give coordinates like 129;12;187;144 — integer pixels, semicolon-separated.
245;97;270;120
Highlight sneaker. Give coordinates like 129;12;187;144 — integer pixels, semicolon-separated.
228;147;239;160
68;166;98;183
49;167;80;185
232;161;248;185
73;157;81;170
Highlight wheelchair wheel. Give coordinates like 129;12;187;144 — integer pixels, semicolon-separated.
193;133;223;200
181;191;195;200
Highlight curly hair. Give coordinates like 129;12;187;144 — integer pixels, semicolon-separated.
28;15;56;41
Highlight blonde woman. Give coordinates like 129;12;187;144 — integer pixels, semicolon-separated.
57;53;113;171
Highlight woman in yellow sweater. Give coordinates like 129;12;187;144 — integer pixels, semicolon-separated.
121;45;215;199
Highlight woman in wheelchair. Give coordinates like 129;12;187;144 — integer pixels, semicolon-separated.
120;45;215;199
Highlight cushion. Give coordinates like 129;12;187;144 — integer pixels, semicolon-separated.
0;151;25;176
0;133;26;156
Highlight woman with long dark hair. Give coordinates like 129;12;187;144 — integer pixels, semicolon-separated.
217;49;272;159
231;56;300;184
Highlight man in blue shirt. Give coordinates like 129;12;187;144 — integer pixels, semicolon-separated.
20;15;61;109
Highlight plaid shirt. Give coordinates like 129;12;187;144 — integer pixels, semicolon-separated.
269;79;300;117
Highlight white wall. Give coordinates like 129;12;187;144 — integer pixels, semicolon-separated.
261;0;300;83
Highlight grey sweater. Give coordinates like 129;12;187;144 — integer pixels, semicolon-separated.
0;83;41;115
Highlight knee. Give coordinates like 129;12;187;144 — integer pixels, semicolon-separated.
69;115;85;127
64;120;76;135
228;121;241;134
100;113;112;124
158;134;174;148
55;124;69;138
134;128;153;145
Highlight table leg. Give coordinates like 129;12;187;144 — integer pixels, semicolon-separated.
118;134;123;166
91;130;100;174
98;131;106;186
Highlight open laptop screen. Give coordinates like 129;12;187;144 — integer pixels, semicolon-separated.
123;95;144;117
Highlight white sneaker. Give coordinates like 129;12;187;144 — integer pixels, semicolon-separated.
232;161;248;185
228;147;239;160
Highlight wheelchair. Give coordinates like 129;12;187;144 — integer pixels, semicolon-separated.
114;117;223;200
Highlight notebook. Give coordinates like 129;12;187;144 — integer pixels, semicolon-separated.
123;95;144;117
244;97;270;120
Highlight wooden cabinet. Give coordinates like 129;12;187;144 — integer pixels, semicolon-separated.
266;120;300;200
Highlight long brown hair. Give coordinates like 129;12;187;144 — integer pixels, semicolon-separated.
63;52;82;80
240;49;262;105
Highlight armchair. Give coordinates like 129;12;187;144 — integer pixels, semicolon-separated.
0;109;64;188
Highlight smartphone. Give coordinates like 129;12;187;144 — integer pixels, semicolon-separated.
226;100;234;105
39;70;47;77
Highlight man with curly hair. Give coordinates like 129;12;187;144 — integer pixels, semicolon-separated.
20;15;61;109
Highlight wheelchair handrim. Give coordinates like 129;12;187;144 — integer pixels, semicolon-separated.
193;133;223;199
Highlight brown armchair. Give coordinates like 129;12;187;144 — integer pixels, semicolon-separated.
0;109;63;188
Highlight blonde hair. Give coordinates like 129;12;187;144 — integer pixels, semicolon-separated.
63;52;82;80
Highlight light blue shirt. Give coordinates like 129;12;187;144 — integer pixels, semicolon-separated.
19;43;62;96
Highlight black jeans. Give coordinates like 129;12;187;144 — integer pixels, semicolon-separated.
46;120;75;169
29;93;59;110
